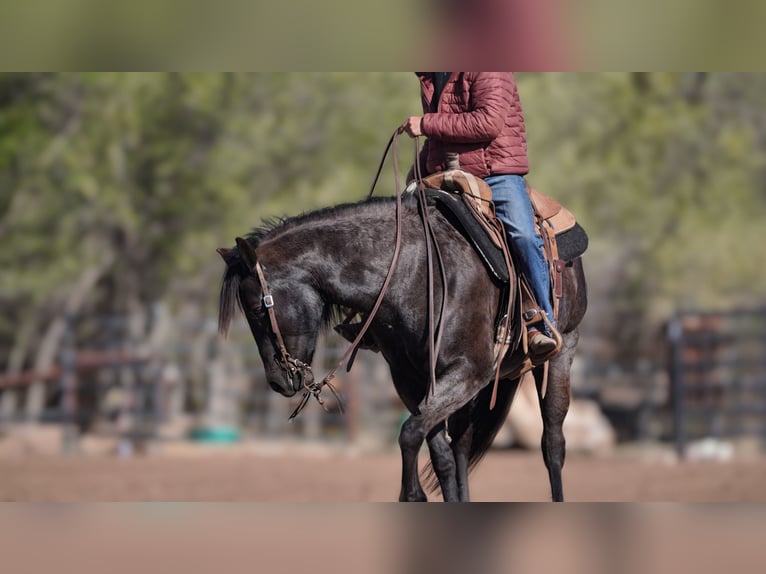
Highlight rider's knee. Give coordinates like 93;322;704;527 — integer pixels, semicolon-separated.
513;230;542;252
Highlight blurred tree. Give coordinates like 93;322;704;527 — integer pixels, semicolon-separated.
519;72;766;361
0;72;416;418
2;73;765;419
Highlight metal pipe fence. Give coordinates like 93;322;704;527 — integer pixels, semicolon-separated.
668;307;766;458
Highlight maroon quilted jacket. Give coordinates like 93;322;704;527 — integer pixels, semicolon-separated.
416;72;529;178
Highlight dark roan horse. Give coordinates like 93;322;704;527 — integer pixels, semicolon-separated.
218;194;587;501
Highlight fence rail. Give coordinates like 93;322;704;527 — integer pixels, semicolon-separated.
0;312;401;455
0;351;153;389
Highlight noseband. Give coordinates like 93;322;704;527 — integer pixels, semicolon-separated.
253;261;343;420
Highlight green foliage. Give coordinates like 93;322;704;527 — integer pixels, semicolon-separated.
0;73;418;363
1;72;765;366
519;73;766;358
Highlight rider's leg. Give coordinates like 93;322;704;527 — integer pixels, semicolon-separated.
485;174;556;347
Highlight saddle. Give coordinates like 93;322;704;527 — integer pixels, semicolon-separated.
525;181;589;321
419;171;588;305
419;171;589;381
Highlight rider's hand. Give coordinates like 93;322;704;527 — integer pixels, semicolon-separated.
399;116;423;138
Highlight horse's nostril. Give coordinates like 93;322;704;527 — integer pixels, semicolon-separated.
269;381;282;393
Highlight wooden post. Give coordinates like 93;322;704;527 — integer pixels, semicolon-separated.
346;362;360;445
60;315;79;455
668;317;687;460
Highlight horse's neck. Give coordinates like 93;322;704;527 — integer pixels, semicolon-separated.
262;207;399;312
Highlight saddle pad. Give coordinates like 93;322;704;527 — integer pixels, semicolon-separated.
556;222;589;262
425;188;510;283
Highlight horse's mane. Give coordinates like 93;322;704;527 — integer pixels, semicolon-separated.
219;195;413;335
244;195;404;247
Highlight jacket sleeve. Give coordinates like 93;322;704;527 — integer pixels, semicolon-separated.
421;73;513;144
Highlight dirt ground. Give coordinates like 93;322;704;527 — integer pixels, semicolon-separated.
1;444;765;501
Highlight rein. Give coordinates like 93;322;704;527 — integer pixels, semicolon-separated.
295;130;408;418
365;130;447;399
411;138;447;398
249;129;407;420
251;129;446;420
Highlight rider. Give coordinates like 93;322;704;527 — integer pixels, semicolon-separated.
401;72;558;358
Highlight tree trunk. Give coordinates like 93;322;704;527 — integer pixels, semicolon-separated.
0;310;38;423
24;262;110;421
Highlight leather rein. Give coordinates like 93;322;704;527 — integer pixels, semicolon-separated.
250;129;436;420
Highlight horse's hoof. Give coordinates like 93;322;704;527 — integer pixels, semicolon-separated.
399;490;428;502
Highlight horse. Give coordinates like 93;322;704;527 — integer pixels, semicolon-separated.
217;194;587;501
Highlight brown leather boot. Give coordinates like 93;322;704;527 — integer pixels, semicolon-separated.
528;328;558;358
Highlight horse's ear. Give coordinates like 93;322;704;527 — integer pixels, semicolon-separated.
235;237;258;271
216;247;230;260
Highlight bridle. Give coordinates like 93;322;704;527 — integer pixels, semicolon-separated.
252;259;343;420
253;262;313;385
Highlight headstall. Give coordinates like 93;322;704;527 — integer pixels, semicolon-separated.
253;260;343;420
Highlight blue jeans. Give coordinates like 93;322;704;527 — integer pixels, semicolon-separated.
485;174;554;332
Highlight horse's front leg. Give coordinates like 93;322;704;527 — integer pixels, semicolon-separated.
400;417;461;502
534;330;579;502
426;423;459;502
398;414;428;502
398;368;490;502
445;405;474;502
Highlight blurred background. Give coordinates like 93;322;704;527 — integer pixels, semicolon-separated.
1;72;765;501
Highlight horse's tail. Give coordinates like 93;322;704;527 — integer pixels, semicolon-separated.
464;377;518;473
421;377;518;495
218;252;245;336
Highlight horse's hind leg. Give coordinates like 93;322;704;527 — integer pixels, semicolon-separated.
426;423;460;502
533;329;579;502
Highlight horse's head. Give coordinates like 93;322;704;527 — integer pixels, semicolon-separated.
218;237;323;398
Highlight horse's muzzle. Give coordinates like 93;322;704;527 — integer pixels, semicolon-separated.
269;354;315;397
272;382;299;398
268;368;310;398
268;370;299;397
